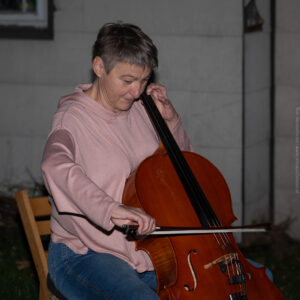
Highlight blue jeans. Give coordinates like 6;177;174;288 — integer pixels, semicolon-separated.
47;241;160;300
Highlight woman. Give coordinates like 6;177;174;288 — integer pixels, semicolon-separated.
41;22;193;299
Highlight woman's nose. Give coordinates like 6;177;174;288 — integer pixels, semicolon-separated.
130;83;143;99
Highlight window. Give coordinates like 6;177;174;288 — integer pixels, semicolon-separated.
0;0;54;39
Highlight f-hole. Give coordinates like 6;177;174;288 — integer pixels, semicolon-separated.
184;249;198;292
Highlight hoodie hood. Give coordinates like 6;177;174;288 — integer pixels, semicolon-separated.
57;84;131;122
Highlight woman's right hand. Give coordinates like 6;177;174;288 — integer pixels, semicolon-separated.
111;205;156;236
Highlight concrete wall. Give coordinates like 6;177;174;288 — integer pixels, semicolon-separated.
275;0;300;240
0;0;267;230
0;0;244;203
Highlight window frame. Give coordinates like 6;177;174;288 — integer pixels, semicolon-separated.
0;0;54;40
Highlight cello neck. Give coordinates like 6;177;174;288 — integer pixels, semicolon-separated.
140;92;219;227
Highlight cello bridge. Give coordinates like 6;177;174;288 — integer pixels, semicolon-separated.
204;253;239;270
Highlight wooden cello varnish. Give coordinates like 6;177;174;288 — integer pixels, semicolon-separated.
122;93;285;300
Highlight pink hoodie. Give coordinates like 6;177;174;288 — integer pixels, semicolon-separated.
41;84;193;272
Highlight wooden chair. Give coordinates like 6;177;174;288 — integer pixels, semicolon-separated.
16;190;66;300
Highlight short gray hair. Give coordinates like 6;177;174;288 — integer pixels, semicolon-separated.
92;22;158;73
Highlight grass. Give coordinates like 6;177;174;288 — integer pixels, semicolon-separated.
0;225;38;299
240;229;300;300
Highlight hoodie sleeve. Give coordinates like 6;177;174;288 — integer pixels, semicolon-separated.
41;128;120;231
171;117;194;152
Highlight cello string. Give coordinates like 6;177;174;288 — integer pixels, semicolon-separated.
141;93;235;252
141;93;219;227
142;95;244;290
152;96;246;296
143;94;240;247
142;94;245;294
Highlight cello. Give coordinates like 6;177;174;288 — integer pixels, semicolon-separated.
122;92;285;299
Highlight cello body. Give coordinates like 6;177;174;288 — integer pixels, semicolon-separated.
123;149;285;300
122;93;285;299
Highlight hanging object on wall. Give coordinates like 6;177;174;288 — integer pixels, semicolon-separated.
244;0;264;33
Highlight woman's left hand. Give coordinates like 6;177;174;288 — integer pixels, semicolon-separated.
146;83;179;129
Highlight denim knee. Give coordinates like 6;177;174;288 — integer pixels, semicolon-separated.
47;241;160;300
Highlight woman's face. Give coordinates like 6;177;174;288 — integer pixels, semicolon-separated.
98;61;151;113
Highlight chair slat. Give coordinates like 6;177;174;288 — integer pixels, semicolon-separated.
37;220;51;235
30;197;51;217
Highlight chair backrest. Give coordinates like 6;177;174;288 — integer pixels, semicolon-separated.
16;190;51;300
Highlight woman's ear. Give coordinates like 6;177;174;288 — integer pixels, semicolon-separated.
92;56;105;78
